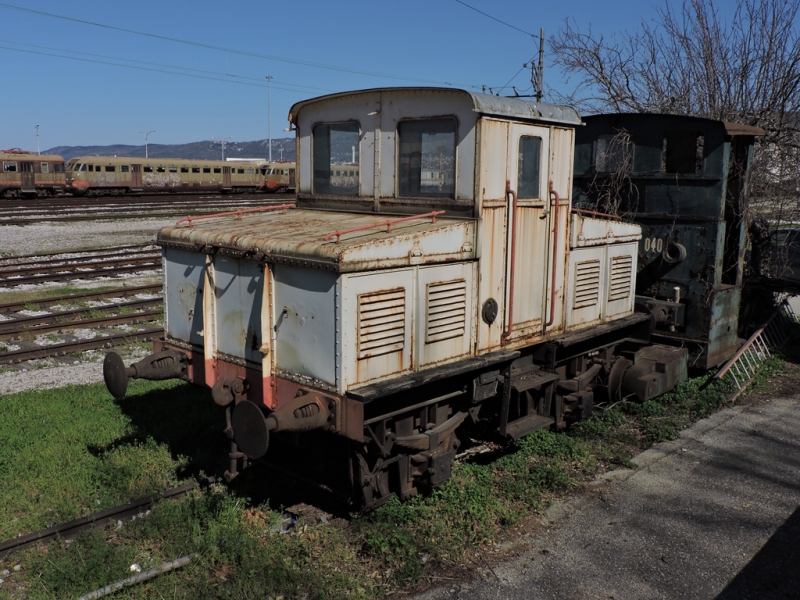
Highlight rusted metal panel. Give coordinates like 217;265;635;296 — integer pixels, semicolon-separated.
163;248;206;348
341;268;415;388
605;242;638;319
416;262;477;368
570;213;641;247
272;266;339;387
211;256;264;365
158;209;476;273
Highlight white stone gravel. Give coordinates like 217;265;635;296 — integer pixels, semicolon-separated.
0;218;175;257
0;362;104;395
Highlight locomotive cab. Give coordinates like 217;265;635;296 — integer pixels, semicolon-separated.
105;88;687;507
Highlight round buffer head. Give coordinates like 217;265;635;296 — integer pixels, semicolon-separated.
232;400;270;459
103;351;129;399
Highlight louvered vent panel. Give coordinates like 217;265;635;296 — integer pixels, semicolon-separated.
609;255;633;301
426;279;467;343
573;260;601;309
358;288;405;359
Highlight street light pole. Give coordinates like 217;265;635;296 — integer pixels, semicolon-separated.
212;137;232;160
266;75;273;162
136;129;156;158
35;125;40;155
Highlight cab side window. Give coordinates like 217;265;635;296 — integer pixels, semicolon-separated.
313;122;359;195
398;118;456;198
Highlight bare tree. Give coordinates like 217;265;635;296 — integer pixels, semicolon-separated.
550;0;800;268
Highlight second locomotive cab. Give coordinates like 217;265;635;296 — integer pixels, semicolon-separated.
103;88;743;509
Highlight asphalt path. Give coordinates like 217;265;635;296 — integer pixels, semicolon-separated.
416;395;800;600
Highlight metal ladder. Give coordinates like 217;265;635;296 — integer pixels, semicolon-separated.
713;301;796;390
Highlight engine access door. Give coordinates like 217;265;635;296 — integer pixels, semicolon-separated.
503;123;552;343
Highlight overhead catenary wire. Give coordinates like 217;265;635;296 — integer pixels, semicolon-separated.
0;39;334;94
453;0;539;39
0;44;324;94
0;2;481;89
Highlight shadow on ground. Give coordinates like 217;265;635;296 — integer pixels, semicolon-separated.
716;505;800;599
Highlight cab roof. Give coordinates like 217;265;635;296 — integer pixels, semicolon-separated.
289;87;581;127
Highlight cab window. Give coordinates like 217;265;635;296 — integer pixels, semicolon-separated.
313;122;359;195
41;162;49;174
517;136;542;199
2;161;17;172
398;118;456;198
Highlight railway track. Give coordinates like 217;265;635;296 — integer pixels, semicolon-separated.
0;284;164;365
0;194;293;226
0;477;215;559
0;244;161;288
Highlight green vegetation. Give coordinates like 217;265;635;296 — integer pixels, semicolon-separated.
0;347;793;599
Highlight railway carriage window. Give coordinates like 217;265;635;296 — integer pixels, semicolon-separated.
156;166;165;173
517;136;542;199
79;164;87;171
2;162;17;172
239;168;245;174
180;167;189;173
95;165;101;171
88;165;94;172
213;167;221;173
398;118;456;197
120;165;129;172
105;166;116;172
313;122;359;195
664;131;704;174
40;162;49;174
169;167;178;173
595;132;633;173
192;167;201;173
144;166;153;172
203;167;211;173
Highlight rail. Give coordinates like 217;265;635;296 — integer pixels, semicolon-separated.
324;210;445;243
571;207;623;220
176;203;295;227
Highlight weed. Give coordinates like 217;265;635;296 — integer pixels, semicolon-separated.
118;305;135;315
89;308;108;319
22;302;41;311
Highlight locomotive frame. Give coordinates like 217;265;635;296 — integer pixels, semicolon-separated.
103;88;759;509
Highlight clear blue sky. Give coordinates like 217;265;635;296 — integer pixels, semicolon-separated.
0;0;688;150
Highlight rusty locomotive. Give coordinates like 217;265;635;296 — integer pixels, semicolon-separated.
103;88;761;509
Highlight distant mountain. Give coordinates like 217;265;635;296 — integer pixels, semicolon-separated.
44;138;296;162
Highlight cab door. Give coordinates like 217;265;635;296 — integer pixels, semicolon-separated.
20;161;35;192
503;123;552;343
131;164;142;189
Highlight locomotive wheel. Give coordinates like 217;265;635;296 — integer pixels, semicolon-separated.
608;358;632;404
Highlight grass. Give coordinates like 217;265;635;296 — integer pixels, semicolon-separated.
0;336;795;599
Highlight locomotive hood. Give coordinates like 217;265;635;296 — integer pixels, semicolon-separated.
157;208;476;272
